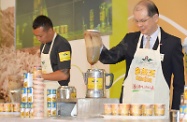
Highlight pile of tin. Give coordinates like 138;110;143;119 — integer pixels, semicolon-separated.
47;89;57;117
32;78;45;119
20;73;33;118
20;66;44;118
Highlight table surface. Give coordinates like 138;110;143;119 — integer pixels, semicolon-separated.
0;113;171;122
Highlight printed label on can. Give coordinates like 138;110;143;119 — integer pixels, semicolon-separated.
20;103;26;108
23;73;33;87
27;87;33;102
3;103;11;112
30;108;33;118
20;108;25;118
0;103;4;112
21;88;28;103
25;108;30;118
12;103;20;112
47;89;56;95
47;102;57;117
47;89;56;102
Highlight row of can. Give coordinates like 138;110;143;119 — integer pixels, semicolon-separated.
20;102;33;118
21;87;33;103
47;89;57;117
0;103;20;112
20;101;57;118
103;103;165;116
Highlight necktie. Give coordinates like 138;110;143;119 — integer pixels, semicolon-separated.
145;36;151;49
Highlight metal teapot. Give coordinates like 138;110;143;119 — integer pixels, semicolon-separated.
83;69;114;98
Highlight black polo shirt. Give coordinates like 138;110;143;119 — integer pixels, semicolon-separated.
40;34;72;86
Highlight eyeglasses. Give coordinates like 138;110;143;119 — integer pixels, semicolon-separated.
134;17;150;24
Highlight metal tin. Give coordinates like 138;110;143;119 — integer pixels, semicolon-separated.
47;102;57;117
12;103;20;112
3;103;11;112
0;103;3;112
21;88;27;103
57;86;76;100
27;87;33;103
20;108;25;118
23;73;33;88
47;89;56;102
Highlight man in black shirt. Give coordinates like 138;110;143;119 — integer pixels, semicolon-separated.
32;15;72;86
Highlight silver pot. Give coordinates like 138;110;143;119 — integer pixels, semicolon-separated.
83;69;114;98
56;86;76;100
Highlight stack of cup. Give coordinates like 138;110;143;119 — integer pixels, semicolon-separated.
33;78;45;119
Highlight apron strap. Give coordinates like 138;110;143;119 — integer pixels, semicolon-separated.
136;28;161;52
41;33;57;54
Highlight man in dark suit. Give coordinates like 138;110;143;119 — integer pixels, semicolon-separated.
84;0;185;110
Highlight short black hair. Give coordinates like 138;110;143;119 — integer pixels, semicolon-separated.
32;15;53;31
146;0;159;17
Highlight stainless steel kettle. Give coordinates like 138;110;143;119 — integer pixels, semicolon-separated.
83;69;114;98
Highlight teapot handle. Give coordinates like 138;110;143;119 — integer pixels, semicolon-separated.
105;73;114;89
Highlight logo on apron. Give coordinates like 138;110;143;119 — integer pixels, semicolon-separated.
133;55;157;92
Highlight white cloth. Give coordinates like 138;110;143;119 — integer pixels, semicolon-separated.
41;33;60;117
122;31;170;118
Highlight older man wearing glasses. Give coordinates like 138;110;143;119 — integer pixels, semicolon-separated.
84;0;185;114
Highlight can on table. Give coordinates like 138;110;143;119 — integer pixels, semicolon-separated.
154;104;165;116
23;73;33;88
130;104;142;116
142;104;153;116
21;88;28;103
27;87;33;103
118;103;130;116
3;103;11;112
0;103;4;112
47;89;57;102
103;104;112;115
20;103;26;118
25;103;32;118
12;103;20;112
111;104;119;115
47;102;57;117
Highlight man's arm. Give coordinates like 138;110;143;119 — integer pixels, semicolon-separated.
42;69;70;81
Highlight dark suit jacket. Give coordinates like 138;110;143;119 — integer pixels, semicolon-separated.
99;27;185;110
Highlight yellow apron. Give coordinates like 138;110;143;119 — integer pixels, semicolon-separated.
122;31;170;118
41;33;60;117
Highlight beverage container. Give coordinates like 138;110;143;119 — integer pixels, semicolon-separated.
83;69;113;98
